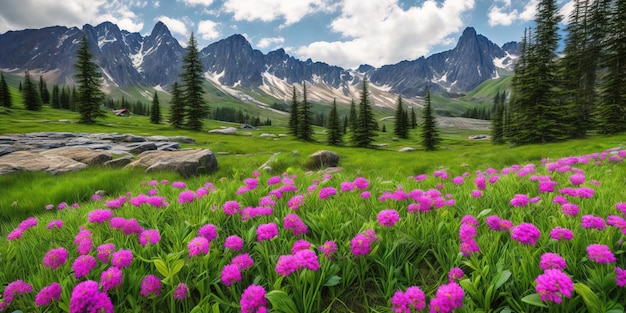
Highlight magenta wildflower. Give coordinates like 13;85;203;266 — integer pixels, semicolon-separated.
448;267;464;282
361;191;371;199
17;217;37;230
111;249;133;268
340;181;356;192
510;194;529;207
223;200;241;215
428;282;465;313
46;219;64;229
287;194;305;210
240;284;267;313
105;199;122;209
452;176;464;185
415;174;428;181
140;275;162;297
540;253;567;270
569;173;585;186
172;181;186;188
616;267;626;287
576;187;595;198
538;180;558;193
35;282;61;307
221;264;242;286
69;280;113;313
122;218;144;235
188;236;210;257
100;267;123;292
535;269;574;303
76;238;93;255
319;187;337;199
295;249;320;271
130;194;150;206
485;215;503;231
460;239;481;256
319;240;337;259
474;176;486;190
174;283;189;300
377;209;400;227
72;255;97;278
391;290;409;313
45;203;55;210
1;279;33;308
511;223;541;245
232;253;255;270
616;202;626;215
471;190;483;198
178;190;196;204
582;215;606;230
97;243;116;263
139;229;161;246
350;233;372;257
109;217;126;229
43;247;68;270
459;224;476;241
561;203;579;216
549;227;574;241
225;235;244;250
291;239;312;254
87;209;113;223
198;224;218;242
275;255;299;276
256;223;278;242
195;187;208;198
404;286;426;311
147;196;168;208
267;176;281;185
58;202;67;210
587;244;616;264
353;177;369;189
461;215;478;227
6;228;23;241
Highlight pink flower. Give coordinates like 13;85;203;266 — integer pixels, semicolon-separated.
461;215;478;227
569;173;585;186
539;180;558;193
471;190;483;198
429;282;465;313
353;177;369;189
122;218;143;235
72;255;97;278
240;284;267;313
172;181;186;188
562;203;579;216
474;176;486;190
295;249;320;271
17;217;37;230
35;282;61;307
140;275;162;297
377;209;400;226
100;267;123;292
198;224;218;242
587;244;616;264
174;283;189;300
111;249;133;268
341;181;356;192
69;280;113;313
287;194;305;210
510;194;529;207
391;290;409;313
224;235;244;250
275;255;299;276
511;223;541;245
139;229;161;246
616;202;626;215
319;187;337;199
256;223;278;242
448;267;464;282
46;219;64;229
43;247;68;270
147;196;168;208
87;209;113;223
130;194;150;206
319;240;337;259
1;280;33;308
188;237;210;257
582;215;606;230
485;216;503;231
267;176;281;185
451;176;464;185
97;243;116;263
350;233;372;257
361;191;371;199
535;269;574;303
223;200;241;215
221;264;242;286
540;253;567;270
616;267;626;287
109;217;126;229
291;239;312;254
232;253;254;270
549;227;574;241
178;190;196;204
6;228;23;241
460;238;481;256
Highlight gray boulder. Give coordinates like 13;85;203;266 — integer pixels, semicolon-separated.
398;147;416;152
104;156;133;167
126;149;218;177
40;147;112;165
310;150;340;168
0;151;88;175
127;142;158;154
208;127;237;135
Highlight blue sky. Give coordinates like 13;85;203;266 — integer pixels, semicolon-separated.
0;0;574;69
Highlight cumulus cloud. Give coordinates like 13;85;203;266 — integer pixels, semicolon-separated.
223;0;335;26
182;0;215;6
488;0;541;26
0;0;145;33
155;15;189;39
257;37;285;49
296;0;475;69
154;1;160;8
198;20;220;40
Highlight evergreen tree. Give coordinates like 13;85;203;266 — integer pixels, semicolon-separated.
595;0;626;134
420;88;440;151
39;75;50;105
60;87;69;109
18;81;22;92
288;86;299;137
326;98;343;146
410;107;417;129
381;124;386;132
169;82;185;128
51;84;60;109
150;91;162;124
348;99;358;131
298;82;314;141
353;78;378;147
75;35;105;123
70;86;78;112
0;72;11;108
181;33;207;131
394;95;409;138
491;91;506;144
22;71;42;111
342;115;348;134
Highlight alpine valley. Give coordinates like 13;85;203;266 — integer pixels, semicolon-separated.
0;21;519;112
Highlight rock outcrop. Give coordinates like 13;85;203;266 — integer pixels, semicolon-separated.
126;149;218;177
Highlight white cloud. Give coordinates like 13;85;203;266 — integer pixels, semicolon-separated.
519;0;540;21
182;0;214;6
488;6;518;26
296;0;475;69
560;0;575;24
257;36;285;49
223;0;335;26
197;20;220;40
155;15;189;38
488;0;545;27
154;1;160;8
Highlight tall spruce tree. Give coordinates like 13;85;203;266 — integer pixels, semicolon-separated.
39;75;50;105
75;36;105;123
353;78;378;147
327;98;343;146
394;95;409;139
22;71;42;111
0;72;11;108
288;85;299;137
181;33;207;131
169;82;185;129
298;82;313;141
410;107;417;129
348;99;358;132
150;91;162;124
51;84;60;109
491;91;506;144
595;0;626;134
420;88;440;151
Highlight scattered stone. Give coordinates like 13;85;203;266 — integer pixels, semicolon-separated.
169;136;196;144
155;142;180;151
122;134;147;142
208;127;237;134
398;147;416;152
147;136;170;142
126;149;218;177
127;142;158;154
278;134;288;137
469;134;489;140
310;150;340;168
0;151;88;175
104;156;133;167
94;190;107;197
259;133;276;138
374;143;388;147
40;146;112;165
58;119;72;123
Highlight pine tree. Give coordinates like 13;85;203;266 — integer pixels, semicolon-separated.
0;72;11;108
353;78;378;147
327;98;343;146
75;35;105;123
39;75;50;105
181;33;207;131
420;88;440;151
410;107;417;129
22;71;42;111
348;99;357;131
150;91;162;124
288;86;299;137
51;84;60;109
169;82;185;128
491;91;506;144
595;0;626;134
298;82;314;141
394;95;409;138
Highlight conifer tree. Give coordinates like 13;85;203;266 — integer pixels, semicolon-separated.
491;91;506;144
348;99;357;132
181;33;207;131
327;98;343;146
60;87;69;109
394;95;409;139
288;86;299;137
169;82;185;129
51;84;60;109
420;88;440;151
353;78;378;147
298;82;313;141
0;72;11;108
39;75;50;105
22;71;42;111
150;91;162;124
410;107;417;129
75;35;105;123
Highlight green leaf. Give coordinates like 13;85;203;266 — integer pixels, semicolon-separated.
272;276;285;290
574;283;603;313
493;270;512;290
154;259;169;277
211;303;221;313
521;293;547;308
605;310;624;313
323;275;342;287
171;259;185;276
266;290;300;313
58;302;70;312
476;208;492;219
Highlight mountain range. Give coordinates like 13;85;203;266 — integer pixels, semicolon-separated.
0;21;519;108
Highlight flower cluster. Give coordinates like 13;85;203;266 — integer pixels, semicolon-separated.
100;267;123;292
173;283;189;301
319;240;337;260
549;227;574;241
377;209;400;227
240;284;267;313
391;286;426;313
283;214;308;235
69;280;113;313
188;237;210;257
276;248;320;276
586;244;616;264
87;209;114;223
539;253;567;270
256;223;278;241
350;229;378;257
535;269;574;303
581;215;606;230
428;282;465;313
43;247;68;270
72;255;97;278
224;235;244;250
140;275;162;297
0;280;33;311
35;282;61;307
111;249;133;268
139;229;161;246
510;222;541;245
485;215;513;232
459;216;480;257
